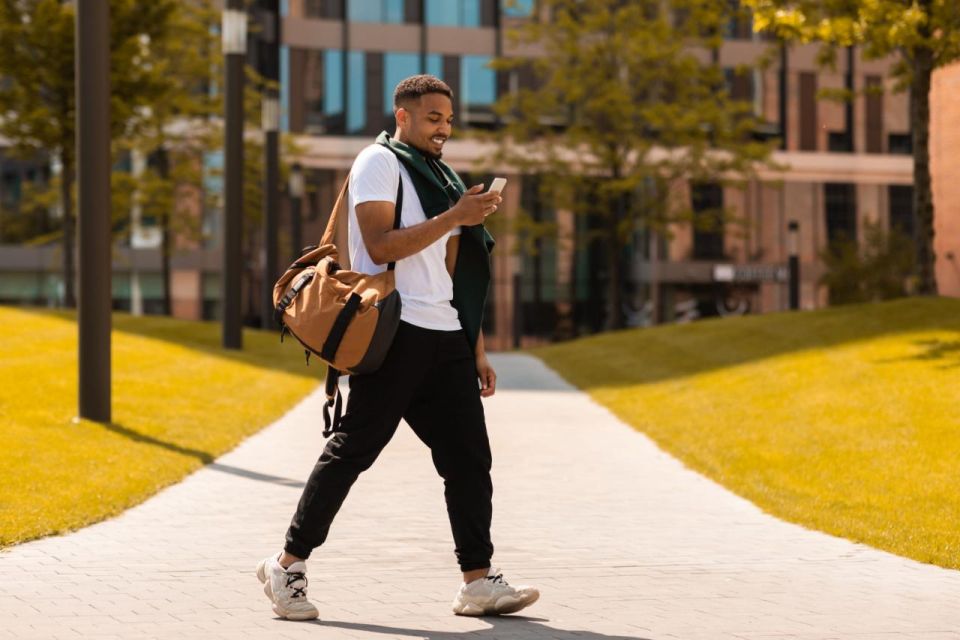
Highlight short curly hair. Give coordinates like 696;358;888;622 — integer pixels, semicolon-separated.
393;74;454;110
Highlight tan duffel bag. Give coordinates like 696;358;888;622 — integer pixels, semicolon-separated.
273;173;403;436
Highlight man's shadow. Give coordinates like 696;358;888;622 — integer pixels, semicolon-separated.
286;616;652;640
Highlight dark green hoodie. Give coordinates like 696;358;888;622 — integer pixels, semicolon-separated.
375;131;495;352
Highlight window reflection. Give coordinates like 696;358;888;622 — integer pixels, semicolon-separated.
461;55;495;109
347;0;405;23
384;53;422;114
290;49;344;134
347;51;366;133
502;0;534;17
426;0;480;27
426;54;443;79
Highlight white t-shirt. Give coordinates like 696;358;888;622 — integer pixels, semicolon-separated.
347;144;462;331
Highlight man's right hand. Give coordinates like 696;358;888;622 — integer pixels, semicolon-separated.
451;184;502;226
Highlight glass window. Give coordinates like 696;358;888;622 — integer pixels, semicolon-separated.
461;55;496;109
307;0;345;19
348;0;404;23
426;54;443;79
302;49;325;132
348;0;381;22
384;52;421;115
502;0;534;16
888;133;912;154
1;171;20;209
462;0;480;26
691;183;725;260
889;185;915;238
426;0;480;26
825;183;857;245
347;51;366;132
202;151;223;249
325;49;344;115
426;0;458;25
384;0;404;23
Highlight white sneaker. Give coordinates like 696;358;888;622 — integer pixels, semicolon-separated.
255;554;320;621
452;567;540;616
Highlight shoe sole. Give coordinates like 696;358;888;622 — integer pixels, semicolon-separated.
453;591;540;617
256;558;320;621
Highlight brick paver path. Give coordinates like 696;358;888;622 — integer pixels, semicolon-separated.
2;354;958;639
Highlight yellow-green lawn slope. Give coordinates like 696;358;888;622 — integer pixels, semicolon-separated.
0;307;324;547
534;297;960;569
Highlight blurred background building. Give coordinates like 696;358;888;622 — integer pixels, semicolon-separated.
0;0;957;349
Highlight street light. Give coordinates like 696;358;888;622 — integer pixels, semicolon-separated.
787;220;800;310
288;162;305;259
261;91;279;330
259;0;280;330
76;0;111;423
222;3;246;349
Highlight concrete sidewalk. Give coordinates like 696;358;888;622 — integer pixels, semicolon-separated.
1;354;958;640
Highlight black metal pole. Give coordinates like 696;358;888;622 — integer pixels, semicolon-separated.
845;46;855;151
262;112;279;329
512;272;522;350
779;42;788;151
76;0;111;423
290;164;303;259
788;220;800;311
260;0;280;330
222;2;245;349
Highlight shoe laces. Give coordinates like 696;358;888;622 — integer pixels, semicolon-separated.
485;571;508;586
285;571;308;599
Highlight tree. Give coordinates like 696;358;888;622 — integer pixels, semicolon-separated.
489;0;777;330
128;0;221;315
818;220;916;304
0;0;179;307
744;0;960;296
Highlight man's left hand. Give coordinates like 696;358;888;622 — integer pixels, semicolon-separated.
476;353;497;398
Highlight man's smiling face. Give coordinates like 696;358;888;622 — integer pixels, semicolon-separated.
396;92;454;160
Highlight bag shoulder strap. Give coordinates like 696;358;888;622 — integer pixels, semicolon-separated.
319;173;349;247
386;176;403;272
318;160;404;261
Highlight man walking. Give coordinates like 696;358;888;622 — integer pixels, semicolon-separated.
256;75;539;621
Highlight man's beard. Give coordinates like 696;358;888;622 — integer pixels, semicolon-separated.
422;144;442;161
413;135;442;160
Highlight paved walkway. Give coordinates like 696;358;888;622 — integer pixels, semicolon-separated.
2;354;959;640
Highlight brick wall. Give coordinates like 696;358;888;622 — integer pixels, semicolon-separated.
931;62;960;298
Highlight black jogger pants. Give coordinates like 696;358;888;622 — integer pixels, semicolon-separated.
284;321;494;572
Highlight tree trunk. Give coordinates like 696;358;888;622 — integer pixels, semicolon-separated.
604;193;626;331
157;146;172;316
911;40;937;295
60;158;76;308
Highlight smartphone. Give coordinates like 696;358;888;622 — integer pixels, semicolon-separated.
487;177;507;194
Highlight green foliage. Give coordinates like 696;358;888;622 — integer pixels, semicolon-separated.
484;0;777;328
746;0;960;87
744;0;960;296
0;0;183;160
490;0;775;226
818;220;916;305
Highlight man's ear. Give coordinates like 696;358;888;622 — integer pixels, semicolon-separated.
396;106;407;128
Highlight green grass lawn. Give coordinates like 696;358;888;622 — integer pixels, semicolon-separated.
534;297;960;569
0;307;324;547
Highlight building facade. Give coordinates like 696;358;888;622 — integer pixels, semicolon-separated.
1;0;956;350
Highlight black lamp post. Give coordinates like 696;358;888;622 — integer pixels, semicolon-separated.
260;0;279;330
76;0;111;422
787;220;800;310
222;2;246;349
288;162;305;259
261;91;279;330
